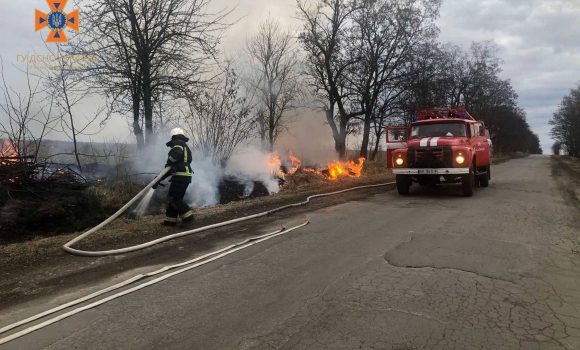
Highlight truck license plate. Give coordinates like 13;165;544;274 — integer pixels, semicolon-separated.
418;169;438;174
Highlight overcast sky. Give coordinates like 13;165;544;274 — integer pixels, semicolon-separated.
1;0;579;153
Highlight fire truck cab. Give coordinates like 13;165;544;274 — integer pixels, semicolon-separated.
386;108;492;197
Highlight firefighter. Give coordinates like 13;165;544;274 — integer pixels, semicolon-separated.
152;128;195;226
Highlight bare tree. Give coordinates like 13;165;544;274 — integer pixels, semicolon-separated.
397;40;541;154
349;0;440;159
36;46;107;173
297;0;365;159
69;0;232;149
244;18;302;152
182;64;256;165
0;57;56;163
550;84;580;157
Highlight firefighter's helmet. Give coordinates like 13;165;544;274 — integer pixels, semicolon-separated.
170;127;186;137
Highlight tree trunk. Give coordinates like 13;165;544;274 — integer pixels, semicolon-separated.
268;102;275;152
359;113;372;159
142;59;155;147
132;92;145;150
323;106;345;159
61;75;82;173
70;114;82;173
371;132;381;161
259;117;266;151
337;113;349;160
334;135;346;159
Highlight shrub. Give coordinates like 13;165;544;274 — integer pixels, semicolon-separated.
552;142;562;156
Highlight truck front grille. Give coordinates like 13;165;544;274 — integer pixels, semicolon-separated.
408;146;453;168
416;148;443;161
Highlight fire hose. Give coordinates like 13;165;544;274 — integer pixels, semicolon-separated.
0;167;395;345
0;223;308;345
62;166;394;257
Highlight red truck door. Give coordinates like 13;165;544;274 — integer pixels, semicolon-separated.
485;128;493;160
385;126;410;168
469;123;491;167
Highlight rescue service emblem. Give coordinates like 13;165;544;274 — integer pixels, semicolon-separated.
35;0;79;43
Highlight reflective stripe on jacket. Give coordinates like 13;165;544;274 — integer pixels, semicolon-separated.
165;137;193;183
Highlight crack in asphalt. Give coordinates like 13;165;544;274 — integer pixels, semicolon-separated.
232;158;580;350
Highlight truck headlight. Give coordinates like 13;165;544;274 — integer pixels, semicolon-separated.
456;155;465;164
396;158;404;166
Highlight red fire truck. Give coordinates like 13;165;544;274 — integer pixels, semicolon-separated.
386;108;492;197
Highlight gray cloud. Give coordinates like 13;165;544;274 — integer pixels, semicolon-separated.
437;0;580;153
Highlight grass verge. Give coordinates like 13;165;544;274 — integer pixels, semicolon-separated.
0;162;394;269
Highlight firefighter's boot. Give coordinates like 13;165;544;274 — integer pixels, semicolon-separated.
162;218;178;227
181;211;195;225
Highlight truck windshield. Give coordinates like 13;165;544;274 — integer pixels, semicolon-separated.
411;123;467;138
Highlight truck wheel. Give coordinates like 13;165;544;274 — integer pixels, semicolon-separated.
396;175;411;195
479;165;490;187
462;165;475;197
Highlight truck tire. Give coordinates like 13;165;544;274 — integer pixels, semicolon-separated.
479;165;490;187
396;175;411;195
462;164;475;197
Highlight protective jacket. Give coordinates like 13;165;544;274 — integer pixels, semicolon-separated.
161;135;193;183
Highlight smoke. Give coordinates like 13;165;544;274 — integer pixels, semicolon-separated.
226;147;281;194
185;156;223;208
274;109;338;165
129;136;284;209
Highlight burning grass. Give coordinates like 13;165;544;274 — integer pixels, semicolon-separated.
0;140;17;165
1;146;394;245
274;152;367;183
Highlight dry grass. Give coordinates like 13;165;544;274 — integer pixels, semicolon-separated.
492;152;527;164
555;156;580;180
0;161;394;266
559;155;580;168
283;169;328;191
84;176;146;208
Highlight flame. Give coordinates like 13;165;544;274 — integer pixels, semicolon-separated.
0;140;18;166
300;157;366;180
267;152;365;182
267;155;286;178
326;158;365;180
288;152;302;175
268;155;281;172
1;141;20;183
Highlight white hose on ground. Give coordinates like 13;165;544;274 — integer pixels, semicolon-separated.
62;166;171;256
0;221;309;345
62;165;395;257
0;172;395;344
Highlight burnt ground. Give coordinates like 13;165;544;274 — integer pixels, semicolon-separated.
0;168;395;313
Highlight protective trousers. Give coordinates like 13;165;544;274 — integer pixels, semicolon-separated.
165;182;194;224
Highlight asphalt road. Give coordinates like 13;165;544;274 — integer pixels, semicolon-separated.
2;155;580;350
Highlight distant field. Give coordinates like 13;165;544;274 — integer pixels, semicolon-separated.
0;139;140;165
